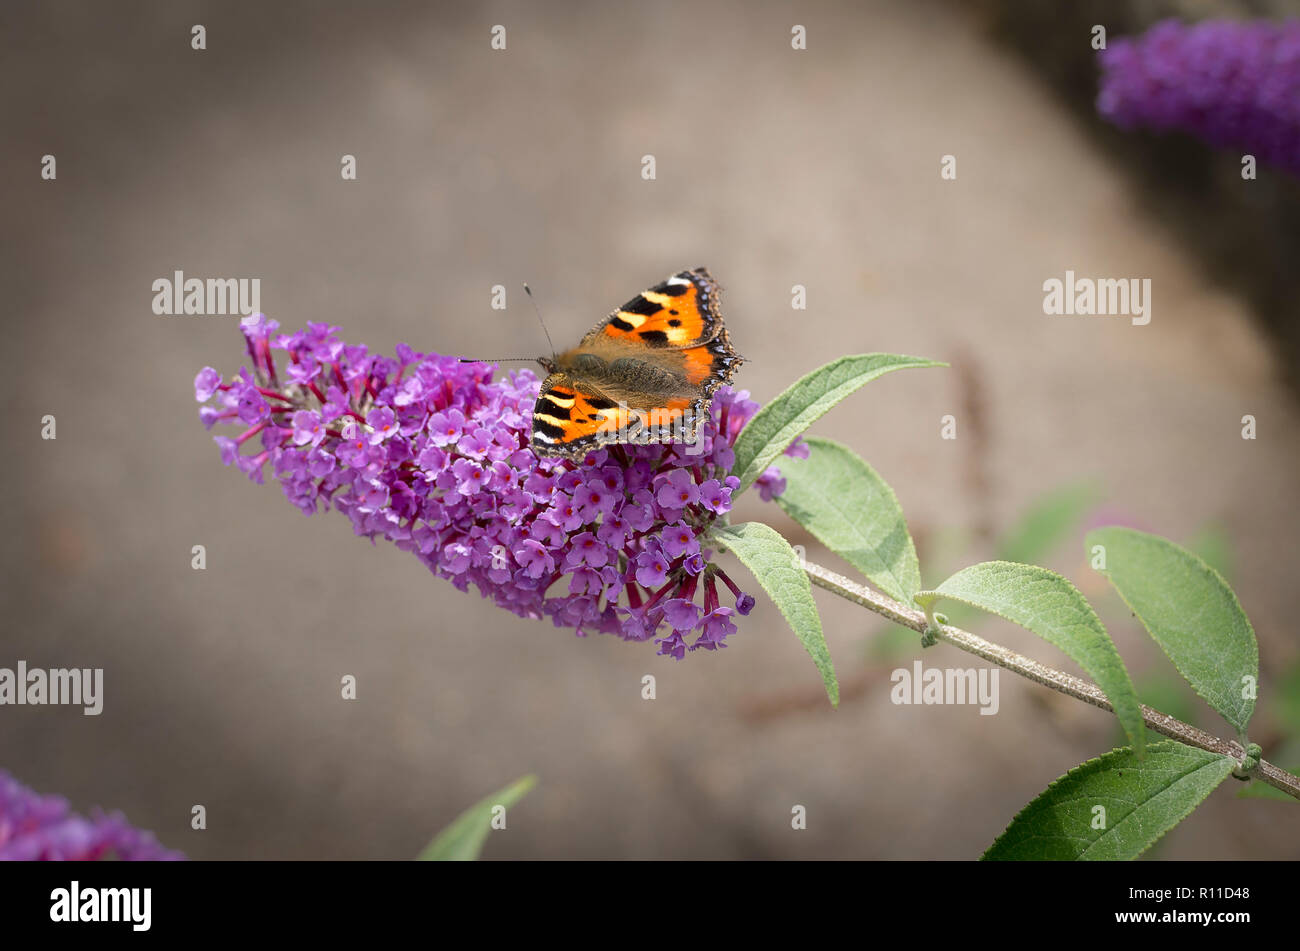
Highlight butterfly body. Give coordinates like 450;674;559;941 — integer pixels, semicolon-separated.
530;268;742;460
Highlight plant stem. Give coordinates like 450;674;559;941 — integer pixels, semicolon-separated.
802;560;1300;802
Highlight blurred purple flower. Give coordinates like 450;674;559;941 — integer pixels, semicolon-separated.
1097;19;1300;176
0;771;183;861
197;316;783;656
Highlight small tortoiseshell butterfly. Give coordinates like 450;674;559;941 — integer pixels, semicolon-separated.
529;268;743;460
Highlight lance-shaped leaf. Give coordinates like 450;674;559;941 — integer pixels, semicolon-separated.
713;521;837;706
1086;527;1259;736
917;561;1144;754
775;437;920;604
983;741;1236;860
730;353;944;494
417;775;537;861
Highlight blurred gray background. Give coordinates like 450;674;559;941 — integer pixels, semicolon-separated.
2;0;1297;859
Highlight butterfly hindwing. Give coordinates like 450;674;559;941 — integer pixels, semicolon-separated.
531;375;638;456
530;376;700;459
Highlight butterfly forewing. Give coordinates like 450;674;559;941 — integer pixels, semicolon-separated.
583;268;723;350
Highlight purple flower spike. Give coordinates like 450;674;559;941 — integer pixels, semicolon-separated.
1097;19;1300;176
197;320;791;656
0;771;183;861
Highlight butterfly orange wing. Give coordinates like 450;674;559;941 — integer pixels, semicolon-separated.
531;374;700;460
531;268;742;460
584;267;740;389
582;267;723;352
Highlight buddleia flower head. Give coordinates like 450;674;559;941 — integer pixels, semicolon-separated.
1097;18;1300;176
0;770;183;861
197;316;795;656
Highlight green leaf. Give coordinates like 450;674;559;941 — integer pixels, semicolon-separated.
416;775;537;861
730;353;944;494
713;521;838;706
995;483;1096;566
1086;526;1259;736
917;561;1144;755
983;741;1236;860
1236;767;1300;801
775;437;920;603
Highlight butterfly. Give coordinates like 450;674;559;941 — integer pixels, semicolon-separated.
529;267;743;460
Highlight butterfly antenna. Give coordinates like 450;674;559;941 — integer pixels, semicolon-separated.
458;283;557;368
524;283;558;363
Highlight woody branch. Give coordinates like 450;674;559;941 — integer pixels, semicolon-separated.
801;560;1300;802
